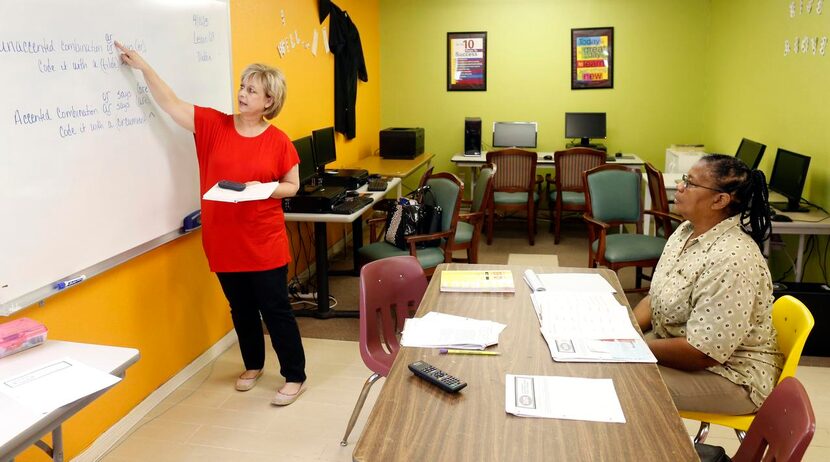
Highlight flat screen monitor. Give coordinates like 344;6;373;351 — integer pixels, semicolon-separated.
293;136;317;186
735;138;766;170
312;126;336;170
492;121;537;148
565;112;606;147
768;148;810;212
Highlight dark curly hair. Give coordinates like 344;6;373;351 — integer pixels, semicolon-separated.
701;154;771;248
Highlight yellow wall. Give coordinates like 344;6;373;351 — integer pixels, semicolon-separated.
379;0;712;176
11;0;379;460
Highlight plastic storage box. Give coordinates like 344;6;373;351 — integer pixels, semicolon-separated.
0;318;48;359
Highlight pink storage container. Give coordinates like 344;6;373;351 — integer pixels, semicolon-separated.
0;318;48;359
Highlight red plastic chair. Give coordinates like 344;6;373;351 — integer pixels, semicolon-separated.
696;377;816;462
340;256;428;446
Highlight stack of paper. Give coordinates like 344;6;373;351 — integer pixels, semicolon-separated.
400;312;507;350
440;270;515;293
530;289;656;363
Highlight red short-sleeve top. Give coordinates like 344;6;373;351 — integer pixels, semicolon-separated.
193;106;298;272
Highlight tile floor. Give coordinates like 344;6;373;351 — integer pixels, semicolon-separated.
101;337;829;461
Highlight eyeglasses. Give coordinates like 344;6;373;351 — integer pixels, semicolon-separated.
676;174;725;193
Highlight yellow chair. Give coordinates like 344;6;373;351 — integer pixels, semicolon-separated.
681;295;815;443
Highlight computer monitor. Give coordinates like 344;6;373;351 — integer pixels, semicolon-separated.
565;112;606;147
492;122;537;148
293;136;317;186
312;126;336;172
768;148;810;212
735;138;766;170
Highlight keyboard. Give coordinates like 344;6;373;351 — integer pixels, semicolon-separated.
331;196;374;215
367;178;389;192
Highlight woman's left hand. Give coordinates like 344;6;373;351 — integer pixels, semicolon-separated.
245;181;261;186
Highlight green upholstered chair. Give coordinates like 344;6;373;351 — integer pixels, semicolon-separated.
644;162;682;238
451;163;496;263
485;149;539;245
582;164;675;292
360;172;463;277
545;148;606;244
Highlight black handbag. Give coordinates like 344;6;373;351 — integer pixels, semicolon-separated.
383;186;443;250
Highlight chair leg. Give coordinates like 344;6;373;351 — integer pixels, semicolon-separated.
340;373;382;446
486;205;494;245
635;267;643;288
693;421;711;444
554;202;561;244
528;201;535;246
735;429;746;443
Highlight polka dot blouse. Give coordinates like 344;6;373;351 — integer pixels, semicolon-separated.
650;215;784;408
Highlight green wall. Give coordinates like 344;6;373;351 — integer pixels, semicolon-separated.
380;0;828;283
704;1;829;282
379;0;711;175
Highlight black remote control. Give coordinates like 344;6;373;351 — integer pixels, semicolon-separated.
218;180;246;191
408;361;467;393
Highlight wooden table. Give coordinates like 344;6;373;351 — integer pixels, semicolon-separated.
352;263;697;462
344;153;434;196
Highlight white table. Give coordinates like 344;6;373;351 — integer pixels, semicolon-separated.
660;175;830;282
0;340;139;462
284;177;401;318
451;151;645;199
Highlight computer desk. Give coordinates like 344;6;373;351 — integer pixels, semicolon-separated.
0;340;139;462
661;174;830;283
285;177;401;319
344;153;434;196
451;151;645;198
352;264;697;462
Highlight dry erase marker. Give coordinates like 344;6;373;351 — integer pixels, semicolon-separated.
439;348;500;356
55;275;86;290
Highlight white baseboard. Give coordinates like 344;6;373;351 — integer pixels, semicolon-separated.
73;330;238;462
74;233;353;461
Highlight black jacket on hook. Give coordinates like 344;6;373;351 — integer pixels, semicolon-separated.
319;0;368;140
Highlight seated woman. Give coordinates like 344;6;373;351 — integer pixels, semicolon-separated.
633;154;784;415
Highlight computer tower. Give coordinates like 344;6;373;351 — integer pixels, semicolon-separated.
464;117;481;155
773;282;830;356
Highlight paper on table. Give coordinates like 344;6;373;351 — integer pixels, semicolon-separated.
530;292;635;339
400;312;507;350
0;357;121;414
0;397;41;447
202;181;279;203
541;333;657;363
536;273;617;293
505;374;625;423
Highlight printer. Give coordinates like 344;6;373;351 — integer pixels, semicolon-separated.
380;127;424;159
282;185;346;213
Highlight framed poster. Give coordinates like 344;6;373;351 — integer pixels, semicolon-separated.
447;31;487;91
571;27;614;89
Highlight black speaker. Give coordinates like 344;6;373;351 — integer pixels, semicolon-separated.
773;282;830;356
464;117;481;155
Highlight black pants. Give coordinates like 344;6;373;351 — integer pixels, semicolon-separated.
216;266;306;383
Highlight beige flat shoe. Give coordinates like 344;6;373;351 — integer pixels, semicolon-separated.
235;370;263;392
270;383;306;406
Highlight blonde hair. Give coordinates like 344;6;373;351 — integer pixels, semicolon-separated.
240;63;286;120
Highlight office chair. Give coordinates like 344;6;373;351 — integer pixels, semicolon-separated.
340;256;428;446
545;147;605;244
361;172;463;277
451;163;496;263
643;162;683;238
695;377;815;462
582;164;670;292
485;149;539;245
682;295;814;443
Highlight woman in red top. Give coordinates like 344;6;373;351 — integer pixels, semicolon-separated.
116;42;307;405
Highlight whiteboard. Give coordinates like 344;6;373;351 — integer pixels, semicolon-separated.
0;0;233;314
